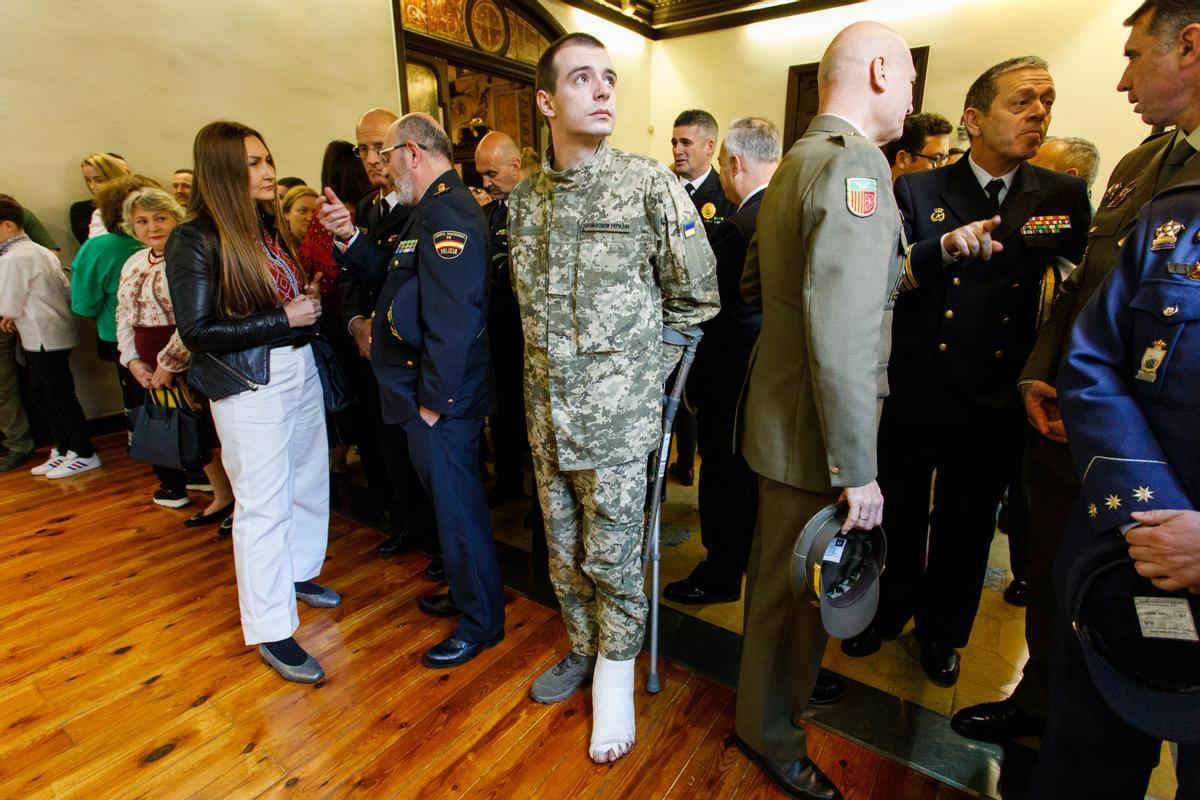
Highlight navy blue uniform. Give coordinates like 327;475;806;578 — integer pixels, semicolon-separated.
874;156;1091;648
342;170;503;643
1030;181;1200;797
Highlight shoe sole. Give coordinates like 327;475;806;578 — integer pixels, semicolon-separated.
530;676;592;704
153;497;192;508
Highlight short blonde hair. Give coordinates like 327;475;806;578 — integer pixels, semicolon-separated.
81;153;130;183
281;184;319;215
120;187;184;236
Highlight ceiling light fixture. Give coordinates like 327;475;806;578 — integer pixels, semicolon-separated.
621;0;636;16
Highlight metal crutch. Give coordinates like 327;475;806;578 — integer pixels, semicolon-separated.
644;325;704;693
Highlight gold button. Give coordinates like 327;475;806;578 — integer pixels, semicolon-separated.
994;350;1004;358
393;260;399;266
1164;304;1179;317
1002;316;1010;325
938;343;948;352
952;277;961;286
1117;237;1126;247
447;398;454;404
405;360;414;367
1089;225;1098;233
944;309;954;319
830;467;841;475
1011;282;1021;289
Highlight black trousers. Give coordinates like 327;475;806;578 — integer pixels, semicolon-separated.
1009;433;1077;722
403;416;505;642
694;368;756;592
487;306;528;491
380;418;437;551
95;339;139;425
873;397;1026;647
25;348;94;458
1029;520;1200;797
340;347;394;500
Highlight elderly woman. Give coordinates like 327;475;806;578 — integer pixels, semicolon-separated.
70;153;131;244
116;187;234;525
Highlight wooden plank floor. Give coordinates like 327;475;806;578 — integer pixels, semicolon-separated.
0;433;975;799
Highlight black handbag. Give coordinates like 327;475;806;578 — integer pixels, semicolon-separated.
128;387;209;471
309;335;355;412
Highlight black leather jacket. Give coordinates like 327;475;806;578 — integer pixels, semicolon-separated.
164;215;303;401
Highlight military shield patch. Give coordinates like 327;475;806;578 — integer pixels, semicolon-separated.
846;178;877;217
433;230;468;259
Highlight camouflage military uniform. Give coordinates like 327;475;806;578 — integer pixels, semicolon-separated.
508;140;719;660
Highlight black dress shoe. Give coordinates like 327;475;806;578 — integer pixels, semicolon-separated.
663;575;740;605
733;735;843;800
185;502;235;528
424;557;445;582
840;626;882;657
1003;578;1030;607
919;641;960;687
668;461;694;486
419;593;460;617
421;631;504;668
951;699;1044;743
809;670;845;707
218;516;233;536
378;529;415;558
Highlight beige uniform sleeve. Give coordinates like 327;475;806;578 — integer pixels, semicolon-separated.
803;145;899;488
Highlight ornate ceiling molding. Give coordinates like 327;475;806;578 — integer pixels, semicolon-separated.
559;0;866;39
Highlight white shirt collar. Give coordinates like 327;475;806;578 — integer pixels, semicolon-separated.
383;190;398;210
823;113;867;137
967;152;1019;204
738;184;769;211
679;166;712;190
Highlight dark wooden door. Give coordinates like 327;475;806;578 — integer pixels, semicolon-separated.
782;46;931;150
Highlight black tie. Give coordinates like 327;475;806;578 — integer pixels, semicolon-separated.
985;178;1005;214
684;182;695;195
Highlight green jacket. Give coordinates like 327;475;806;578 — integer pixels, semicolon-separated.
739;114;906;492
70;232;143;342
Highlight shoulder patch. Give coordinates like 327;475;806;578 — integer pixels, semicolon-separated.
433;230;468;259
846;177;878;217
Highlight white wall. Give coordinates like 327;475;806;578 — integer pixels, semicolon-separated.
2;0;401;417
647;0;1149;193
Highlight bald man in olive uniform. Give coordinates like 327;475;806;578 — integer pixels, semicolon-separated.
732;22;917;800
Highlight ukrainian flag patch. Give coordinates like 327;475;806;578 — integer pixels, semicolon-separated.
684;221;697;238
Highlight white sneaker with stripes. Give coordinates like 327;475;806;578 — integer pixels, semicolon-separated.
45;451;102;479
30;449;65;476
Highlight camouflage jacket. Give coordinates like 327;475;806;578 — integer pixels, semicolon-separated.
507;140;719;470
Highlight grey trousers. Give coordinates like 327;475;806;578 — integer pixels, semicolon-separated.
736;476;832;760
0;331;33;454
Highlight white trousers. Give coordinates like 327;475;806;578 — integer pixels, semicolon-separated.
211;345;329;645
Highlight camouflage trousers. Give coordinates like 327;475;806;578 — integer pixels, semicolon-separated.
531;452;648;661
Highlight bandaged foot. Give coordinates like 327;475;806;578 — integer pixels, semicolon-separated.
589;655;636;764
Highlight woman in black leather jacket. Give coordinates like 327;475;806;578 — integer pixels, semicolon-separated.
165;120;339;684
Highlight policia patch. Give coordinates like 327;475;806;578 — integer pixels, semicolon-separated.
433;230;468;259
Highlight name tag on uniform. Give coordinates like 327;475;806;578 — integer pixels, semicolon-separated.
1021;215;1071;235
580;221;631;234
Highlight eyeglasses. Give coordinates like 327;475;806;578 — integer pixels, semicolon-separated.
378;142;430;159
353;143;387;160
912;152;949;167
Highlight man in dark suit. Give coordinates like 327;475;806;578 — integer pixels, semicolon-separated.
953;0;1200;745
663;116;778;606
882;111;954;184
841;56;1092;688
321;113;504;668
667;109;736;486
338;107;438;566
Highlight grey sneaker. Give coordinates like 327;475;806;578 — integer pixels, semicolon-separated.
530;651;596;704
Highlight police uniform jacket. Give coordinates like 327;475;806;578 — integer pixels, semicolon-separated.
891;156;1090;412
507;139;719;470
340;170;495;425
687;167;737;238
337;188;413;326
739;114;906;492
689;189;764;407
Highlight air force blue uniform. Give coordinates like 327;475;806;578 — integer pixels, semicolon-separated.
1030;180;1200;797
340;169;504;644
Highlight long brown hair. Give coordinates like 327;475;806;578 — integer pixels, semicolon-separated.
190;121;293;317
